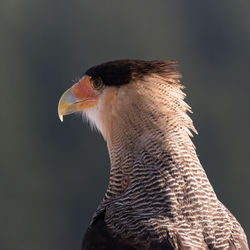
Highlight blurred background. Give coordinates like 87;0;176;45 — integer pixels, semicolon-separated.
1;0;250;249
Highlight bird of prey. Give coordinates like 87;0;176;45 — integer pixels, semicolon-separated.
58;60;248;250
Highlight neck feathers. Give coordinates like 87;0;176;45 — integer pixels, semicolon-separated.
101;68;201;198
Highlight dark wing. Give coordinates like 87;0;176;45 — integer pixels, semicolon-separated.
82;210;136;250
81;210;179;250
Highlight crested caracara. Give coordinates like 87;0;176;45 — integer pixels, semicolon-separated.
58;60;248;250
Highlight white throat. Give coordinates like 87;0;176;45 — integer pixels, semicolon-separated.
82;93;104;134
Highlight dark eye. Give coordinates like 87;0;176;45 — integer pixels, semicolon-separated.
92;77;103;90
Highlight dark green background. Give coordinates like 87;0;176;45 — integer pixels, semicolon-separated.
1;1;249;249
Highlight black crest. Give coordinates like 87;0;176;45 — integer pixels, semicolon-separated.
85;59;178;87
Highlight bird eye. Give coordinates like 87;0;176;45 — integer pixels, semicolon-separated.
92;78;103;90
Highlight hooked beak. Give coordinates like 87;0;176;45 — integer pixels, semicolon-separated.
58;75;98;122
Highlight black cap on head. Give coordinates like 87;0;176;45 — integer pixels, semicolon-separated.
85;59;178;87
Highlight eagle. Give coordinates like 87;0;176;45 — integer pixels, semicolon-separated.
58;60;248;250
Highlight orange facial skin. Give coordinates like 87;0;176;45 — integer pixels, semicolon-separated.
72;76;97;100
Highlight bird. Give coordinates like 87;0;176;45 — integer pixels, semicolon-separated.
58;60;248;250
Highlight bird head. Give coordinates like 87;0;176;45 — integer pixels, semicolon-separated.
58;60;195;140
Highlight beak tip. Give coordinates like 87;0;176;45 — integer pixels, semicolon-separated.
59;114;64;122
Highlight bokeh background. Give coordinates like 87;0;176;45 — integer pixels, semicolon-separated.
1;1;250;249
